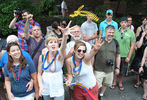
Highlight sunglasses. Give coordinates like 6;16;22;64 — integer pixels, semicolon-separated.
77;49;86;53
121;33;124;39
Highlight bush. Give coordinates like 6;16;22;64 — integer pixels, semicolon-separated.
0;0;37;37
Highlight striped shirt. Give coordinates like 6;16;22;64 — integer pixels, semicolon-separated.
15;19;40;51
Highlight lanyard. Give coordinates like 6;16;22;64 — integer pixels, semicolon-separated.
12;66;21;81
72;54;83;74
42;51;59;71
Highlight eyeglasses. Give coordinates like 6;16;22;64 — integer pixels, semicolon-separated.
71;31;81;34
121;33;124;39
77;49;86;53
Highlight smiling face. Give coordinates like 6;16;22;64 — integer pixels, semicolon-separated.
75;46;86;59
106;28;115;41
70;26;82;40
74;41;87;59
8;45;21;60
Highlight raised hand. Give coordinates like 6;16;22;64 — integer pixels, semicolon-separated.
27;14;33;22
93;38;104;51
58;20;72;36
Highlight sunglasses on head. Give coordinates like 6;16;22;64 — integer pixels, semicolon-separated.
77;49;86;53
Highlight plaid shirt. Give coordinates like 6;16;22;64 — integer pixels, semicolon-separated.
15;19;40;51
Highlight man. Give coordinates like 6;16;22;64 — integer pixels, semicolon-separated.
127;16;134;31
112;17;136;91
0;35;34;100
99;9;118;38
66;25;92;58
9;9;40;51
24;14;45;70
94;25;120;100
81;16;98;45
61;0;68;16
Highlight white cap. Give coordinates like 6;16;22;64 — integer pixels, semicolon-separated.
6;35;18;43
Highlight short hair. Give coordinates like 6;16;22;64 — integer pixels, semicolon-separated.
22;9;30;14
105;25;115;32
127;15;132;19
45;34;59;46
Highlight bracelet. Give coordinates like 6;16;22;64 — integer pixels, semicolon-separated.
115;67;120;70
93;49;98;52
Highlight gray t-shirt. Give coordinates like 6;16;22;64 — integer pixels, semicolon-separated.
81;21;98;45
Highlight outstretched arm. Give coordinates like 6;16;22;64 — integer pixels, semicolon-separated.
85;38;104;62
24;14;33;40
58;21;72;59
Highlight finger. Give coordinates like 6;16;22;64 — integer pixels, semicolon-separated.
66;20;72;28
26;87;31;92
26;83;29;87
58;26;63;31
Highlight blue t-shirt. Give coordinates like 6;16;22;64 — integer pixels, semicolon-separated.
99;19;118;38
4;59;36;97
0;50;34;67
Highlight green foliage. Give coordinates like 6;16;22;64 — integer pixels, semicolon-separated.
39;0;58;15
0;0;37;36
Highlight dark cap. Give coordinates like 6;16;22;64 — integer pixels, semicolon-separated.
120;17;128;22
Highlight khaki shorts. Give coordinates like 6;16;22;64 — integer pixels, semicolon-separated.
94;71;113;88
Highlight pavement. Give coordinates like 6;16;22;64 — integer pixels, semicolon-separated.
65;73;144;100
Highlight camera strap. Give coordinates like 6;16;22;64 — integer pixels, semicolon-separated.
31;38;44;59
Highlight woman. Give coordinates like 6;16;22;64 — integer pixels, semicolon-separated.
38;21;71;100
131;24;147;88
46;21;63;44
139;47;147;100
65;39;103;100
4;42;39;100
136;17;147;38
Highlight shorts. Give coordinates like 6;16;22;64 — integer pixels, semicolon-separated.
14;93;34;100
94;71;113;88
120;57;129;76
140;66;147;79
74;82;98;100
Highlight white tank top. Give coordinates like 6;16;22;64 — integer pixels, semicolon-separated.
41;51;64;97
71;57;97;89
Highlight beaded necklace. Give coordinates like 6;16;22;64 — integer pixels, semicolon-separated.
72;54;83;76
42;51;59;72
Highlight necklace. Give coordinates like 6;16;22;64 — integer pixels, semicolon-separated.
42;51;59;72
72;54;83;76
12;66;21;81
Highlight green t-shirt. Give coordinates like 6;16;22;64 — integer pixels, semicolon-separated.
114;28;136;57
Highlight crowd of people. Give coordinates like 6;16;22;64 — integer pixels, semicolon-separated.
0;8;147;100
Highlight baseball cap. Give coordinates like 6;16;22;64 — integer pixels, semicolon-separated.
7;35;18;43
106;9;113;15
120;17;128;22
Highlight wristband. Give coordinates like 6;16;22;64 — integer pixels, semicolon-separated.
93;49;98;52
115;67;120;70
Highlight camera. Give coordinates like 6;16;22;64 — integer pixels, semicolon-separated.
15;9;22;16
106;59;114;66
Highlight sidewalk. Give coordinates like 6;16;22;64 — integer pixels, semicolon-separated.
65;73;144;100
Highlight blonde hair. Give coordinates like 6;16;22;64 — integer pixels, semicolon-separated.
45;34;59;46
